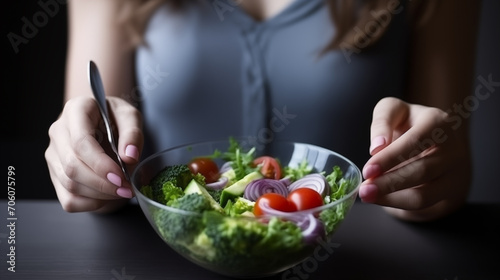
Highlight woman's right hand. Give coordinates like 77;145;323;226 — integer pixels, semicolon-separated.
45;96;143;213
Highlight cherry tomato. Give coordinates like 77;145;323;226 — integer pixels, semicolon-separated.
287;188;324;211
188;157;220;183
254;193;297;216
253;156;282;180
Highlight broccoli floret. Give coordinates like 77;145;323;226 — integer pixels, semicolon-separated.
148;164;203;204
198;211;304;269
224;197;255;217
206;188;223;203
162;182;184;206
150;164;193;190
202;211;267;257
153;193;213;247
184;231;217;262
140;185;154;200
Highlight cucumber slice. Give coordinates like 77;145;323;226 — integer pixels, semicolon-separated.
184;179;223;212
220;171;263;207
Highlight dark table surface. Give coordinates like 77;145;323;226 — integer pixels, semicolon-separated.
0;200;498;280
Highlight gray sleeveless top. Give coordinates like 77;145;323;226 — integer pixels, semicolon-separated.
135;0;409;167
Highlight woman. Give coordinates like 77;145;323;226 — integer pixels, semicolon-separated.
45;0;481;221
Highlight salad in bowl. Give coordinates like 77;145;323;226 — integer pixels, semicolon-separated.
131;138;361;278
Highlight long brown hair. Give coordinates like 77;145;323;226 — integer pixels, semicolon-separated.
119;0;434;51
325;0;433;50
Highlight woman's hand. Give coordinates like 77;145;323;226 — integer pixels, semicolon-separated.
360;97;471;222
45;96;143;213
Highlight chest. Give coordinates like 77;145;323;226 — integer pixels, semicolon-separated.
135;0;410;163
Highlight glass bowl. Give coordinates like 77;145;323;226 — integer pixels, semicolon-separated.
131;139;361;278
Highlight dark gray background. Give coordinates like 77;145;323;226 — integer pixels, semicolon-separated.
2;0;499;201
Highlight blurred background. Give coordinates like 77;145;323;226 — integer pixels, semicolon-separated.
2;1;499;202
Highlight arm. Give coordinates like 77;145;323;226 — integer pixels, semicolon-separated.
65;0;136;101
360;0;481;221
406;0;481;111
45;0;143;213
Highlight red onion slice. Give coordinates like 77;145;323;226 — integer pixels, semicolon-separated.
279;177;292;187
205;176;228;190
287;173;330;197
219;161;233;174
298;214;326;244
256;203;325;244
254;198;292;217
243;179;289;201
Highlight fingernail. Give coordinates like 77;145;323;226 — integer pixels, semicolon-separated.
125;145;139;161
362;164;381;179
369;136;386;154
107;172;122;187
359;184;377;203
116;187;133;198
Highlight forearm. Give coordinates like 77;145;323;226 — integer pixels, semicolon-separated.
364;1;481;222
406;0;481;119
406;0;481;196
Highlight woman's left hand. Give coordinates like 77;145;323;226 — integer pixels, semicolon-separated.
360;97;471;222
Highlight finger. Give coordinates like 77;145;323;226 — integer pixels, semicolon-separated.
69;133;134;197
47;148;110;213
53;180;110;213
368;97;410;155
46;143;120;200
363;106;449;179
48;120;133;199
108;97;144;164
374;159;471;213
369;173;452;211
57;161;125;200
65;98;132;194
361;147;447;200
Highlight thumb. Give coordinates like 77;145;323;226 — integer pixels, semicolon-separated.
368;97;409;156
108;97;144;165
